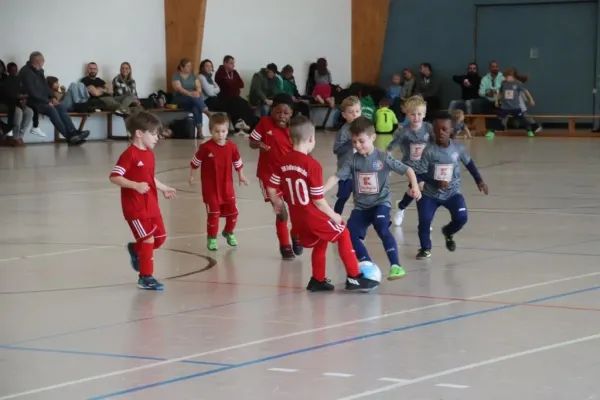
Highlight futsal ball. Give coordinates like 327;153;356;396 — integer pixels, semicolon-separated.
359;260;382;285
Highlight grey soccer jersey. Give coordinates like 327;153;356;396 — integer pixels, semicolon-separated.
333;123;353;170
420;141;471;201
336;148;409;210
386;122;433;173
499;81;525;109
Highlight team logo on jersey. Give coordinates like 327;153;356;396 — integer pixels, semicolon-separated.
372;159;383;171
267;130;273;135
137;161;144;167
451;152;459;161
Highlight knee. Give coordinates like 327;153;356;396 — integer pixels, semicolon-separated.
154;235;166;249
454;210;468;226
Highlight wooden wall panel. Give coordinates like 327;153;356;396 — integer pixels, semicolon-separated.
351;0;390;84
164;0;207;88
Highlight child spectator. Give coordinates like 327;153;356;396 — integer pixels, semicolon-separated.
451;109;472;139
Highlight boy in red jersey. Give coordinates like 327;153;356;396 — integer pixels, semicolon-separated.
189;113;249;250
109;111;176;290
249;94;302;260
266;116;380;292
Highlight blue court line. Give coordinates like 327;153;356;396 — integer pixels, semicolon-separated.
87;284;600;399
3;289;305;348
0;345;233;367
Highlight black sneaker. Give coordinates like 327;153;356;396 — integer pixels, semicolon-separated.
280;245;295;260
292;237;303;256
126;242;139;272
442;227;456;252
137;276;164;290
416;248;432;259
345;273;380;291
306;277;335;292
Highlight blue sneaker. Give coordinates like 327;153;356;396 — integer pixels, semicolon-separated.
137;276;164;290
126;242;139;272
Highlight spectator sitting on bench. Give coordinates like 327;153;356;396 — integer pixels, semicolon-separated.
249;63;282;116
2;61;34;146
112;62;142;108
81;62;135;115
46;76;90;112
280;65;310;117
19;51;88;145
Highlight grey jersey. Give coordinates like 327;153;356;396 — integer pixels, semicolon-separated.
386;122;433;173
333;123;353;170
499;81;525;109
420;141;471;201
336;148;409;210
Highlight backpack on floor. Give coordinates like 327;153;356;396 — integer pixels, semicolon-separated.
169;115;195;139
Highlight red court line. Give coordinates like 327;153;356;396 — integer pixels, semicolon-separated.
378;292;600;312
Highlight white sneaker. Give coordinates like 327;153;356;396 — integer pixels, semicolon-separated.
235;120;250;131
30;127;46;137
394;209;405;226
6;130;13;137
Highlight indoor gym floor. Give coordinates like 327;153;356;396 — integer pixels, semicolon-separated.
1;133;600;400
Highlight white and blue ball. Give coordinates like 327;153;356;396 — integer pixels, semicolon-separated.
359;260;382;291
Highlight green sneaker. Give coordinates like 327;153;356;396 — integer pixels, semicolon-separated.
387;264;406;281
485;130;495;138
207;237;218;251
527;130;535;137
222;232;238;247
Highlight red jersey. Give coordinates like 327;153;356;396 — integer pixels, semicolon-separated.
249;116;293;181
190;139;243;205
267;151;329;229
110;145;160;221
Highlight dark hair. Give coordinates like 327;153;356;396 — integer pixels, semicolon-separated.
349;116;376;137
46;76;59;88
87;62;98;66
125;111;162;136
199;59;213;73
223;55;234;64
282;65;293;74
316;58;328;75
420;62;432;72
379;97;392;107
266;63;278;74
272;93;294;107
209;113;229;130
435;111;452;121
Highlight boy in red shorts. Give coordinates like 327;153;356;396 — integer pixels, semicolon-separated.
189;113;249;250
249;94;302;260
266;116;380;292
109;111;176;290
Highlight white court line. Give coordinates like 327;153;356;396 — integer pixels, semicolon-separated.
1;271;600;399
0;224;274;264
323;373;354;378
337;333;600;399
378;378;410;383
267;368;298;373
435;383;469;389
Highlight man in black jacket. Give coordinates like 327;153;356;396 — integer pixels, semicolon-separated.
448;63;483;114
19;51;89;145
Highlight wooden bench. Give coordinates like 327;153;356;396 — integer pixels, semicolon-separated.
466;114;600;136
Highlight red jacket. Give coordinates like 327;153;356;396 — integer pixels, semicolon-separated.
215;65;244;98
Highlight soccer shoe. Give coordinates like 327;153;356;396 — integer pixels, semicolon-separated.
394;208;405;226
280;245;295;260
387;264;406;281
345;273;380;291
222;232;238;247
292;236;303;256
527;130;535;137
416;248;432;259
137;276;164;290
207;237;218;251
126;242;139;272
306;277;335;292
441;227;456;252
485;130;495;138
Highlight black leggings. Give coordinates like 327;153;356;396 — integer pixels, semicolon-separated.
206;95;257;130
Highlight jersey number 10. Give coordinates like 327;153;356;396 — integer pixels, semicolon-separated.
285;178;309;206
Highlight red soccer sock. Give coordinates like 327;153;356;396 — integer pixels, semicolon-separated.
311;239;328;281
207;214;220;237
337;229;360;277
224;212;238;234
138;241;155;277
275;217;291;247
